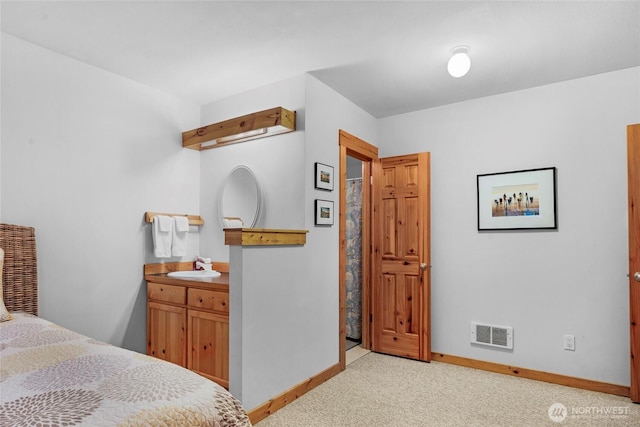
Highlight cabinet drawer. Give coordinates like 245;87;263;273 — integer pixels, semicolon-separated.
148;282;186;305
188;288;229;314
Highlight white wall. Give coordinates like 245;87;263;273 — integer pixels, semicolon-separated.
199;75;307;262
197;76;307;408
378;67;640;386
199;74;376;409
1;32;380;410
0;34;201;351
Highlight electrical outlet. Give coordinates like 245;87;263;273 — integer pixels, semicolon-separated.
563;334;575;351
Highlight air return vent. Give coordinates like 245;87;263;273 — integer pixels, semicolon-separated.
470;322;513;349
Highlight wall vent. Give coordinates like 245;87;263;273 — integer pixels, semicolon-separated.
470;322;513;349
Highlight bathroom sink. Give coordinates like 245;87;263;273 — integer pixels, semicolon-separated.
167;270;221;279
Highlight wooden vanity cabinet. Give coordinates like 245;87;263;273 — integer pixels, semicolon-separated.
187;288;229;388
147;283;187;366
147;280;229;388
147;301;187;366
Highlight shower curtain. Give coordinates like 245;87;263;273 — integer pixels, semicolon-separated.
346;178;362;340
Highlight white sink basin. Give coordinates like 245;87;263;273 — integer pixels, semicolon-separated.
167;270;221;279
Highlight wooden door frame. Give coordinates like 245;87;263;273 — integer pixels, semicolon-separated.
338;130;378;370
628;123;640;402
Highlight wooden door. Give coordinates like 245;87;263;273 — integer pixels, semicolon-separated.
188;309;229;389
628;124;640;402
147;301;187;366
372;152;431;361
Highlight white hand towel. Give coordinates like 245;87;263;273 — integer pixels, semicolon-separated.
223;217;244;228
152;215;173;258
172;216;189;256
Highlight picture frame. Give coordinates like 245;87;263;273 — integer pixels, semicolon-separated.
477;167;557;231
315;162;334;191
315;199;334;225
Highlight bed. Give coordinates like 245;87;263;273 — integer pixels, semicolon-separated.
0;223;252;426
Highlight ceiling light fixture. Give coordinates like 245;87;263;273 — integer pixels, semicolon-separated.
447;46;471;78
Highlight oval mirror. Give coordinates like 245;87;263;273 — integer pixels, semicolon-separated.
218;165;262;229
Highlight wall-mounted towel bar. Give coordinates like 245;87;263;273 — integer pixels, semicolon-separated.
144;212;204;226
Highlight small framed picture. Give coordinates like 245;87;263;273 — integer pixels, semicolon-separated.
315;199;334;225
315;162;334;191
477;167;557;231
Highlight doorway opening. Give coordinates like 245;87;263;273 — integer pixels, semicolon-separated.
339;131;432;368
345;155;363;351
338;130;378;370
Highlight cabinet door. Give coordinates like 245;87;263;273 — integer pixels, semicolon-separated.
147;301;187;367
188;309;229;388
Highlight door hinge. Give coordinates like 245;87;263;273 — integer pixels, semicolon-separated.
370;175;373;185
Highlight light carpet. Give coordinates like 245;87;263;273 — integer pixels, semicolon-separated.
255;352;639;426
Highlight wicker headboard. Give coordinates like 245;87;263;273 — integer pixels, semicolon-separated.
0;224;38;316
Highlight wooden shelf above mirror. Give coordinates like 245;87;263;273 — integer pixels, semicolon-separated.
183;107;296;151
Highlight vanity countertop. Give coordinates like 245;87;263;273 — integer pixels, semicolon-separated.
144;272;229;292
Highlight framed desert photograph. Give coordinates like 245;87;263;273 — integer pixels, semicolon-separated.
315;162;334;191
477;167;557;231
315;199;334;225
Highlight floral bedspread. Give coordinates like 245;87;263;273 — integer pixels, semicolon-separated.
0;312;251;426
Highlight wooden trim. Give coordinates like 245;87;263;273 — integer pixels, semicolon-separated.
212;262;229;274
145;262;194;275
339;129;378;159
182;107;296;151
360;160;372;353
211;262;229;273
338;130;378;370
432;352;630;397
370;157;381;353
628;123;640;402
339;144;347;368
224;228;308;246
247;362;342;424
144;262;230;275
418;152;431;361
145;212;204;226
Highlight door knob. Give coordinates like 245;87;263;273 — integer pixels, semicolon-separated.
420;263;428;271
635;272;640;282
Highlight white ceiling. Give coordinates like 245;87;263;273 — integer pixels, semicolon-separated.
2;1;638;118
